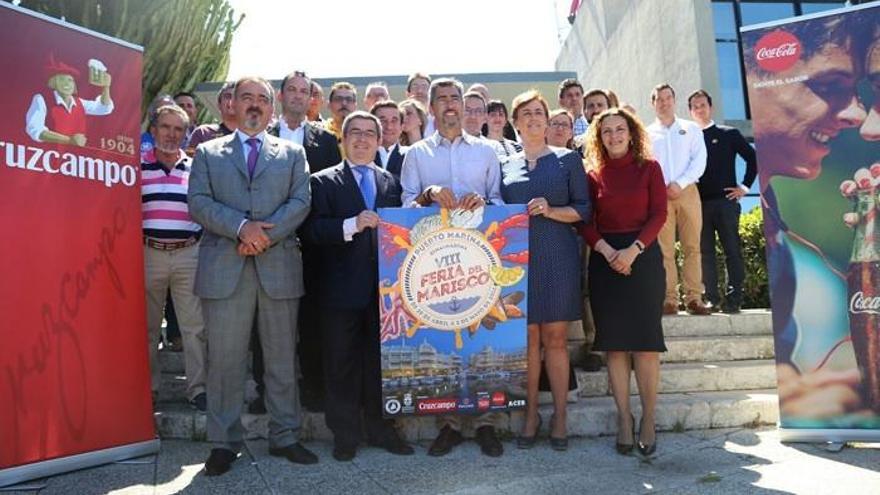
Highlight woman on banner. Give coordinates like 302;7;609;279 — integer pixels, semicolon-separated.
580;108;667;456
398;98;427;145
482;99;522;156
500;90;591;451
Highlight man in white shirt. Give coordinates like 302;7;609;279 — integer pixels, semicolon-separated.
370;100;406;179
646;84;710;316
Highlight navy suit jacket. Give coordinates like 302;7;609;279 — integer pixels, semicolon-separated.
375;144;407;179
301;162;402;310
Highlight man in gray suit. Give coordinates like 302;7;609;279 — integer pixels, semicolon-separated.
188;76;317;476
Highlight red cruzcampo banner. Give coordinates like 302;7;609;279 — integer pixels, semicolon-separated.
741;3;880;442
0;3;156;486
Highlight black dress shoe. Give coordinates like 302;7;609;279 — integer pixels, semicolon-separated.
332;443;356;462
637;417;657;457
427;425;463;457
204;448;238;476
516;413;542;450
269;442;319;465
616;414;635;455
189;392;207;412
474;426;503;457
368;431;415;455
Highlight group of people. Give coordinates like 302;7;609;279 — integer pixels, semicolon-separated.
139;68;757;476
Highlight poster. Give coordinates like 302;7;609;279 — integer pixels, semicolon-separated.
741;3;880;442
378;206;529;417
0;3;157;487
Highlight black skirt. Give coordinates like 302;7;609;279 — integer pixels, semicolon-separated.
589;232;666;352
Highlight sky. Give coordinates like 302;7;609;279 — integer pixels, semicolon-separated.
226;0;573;80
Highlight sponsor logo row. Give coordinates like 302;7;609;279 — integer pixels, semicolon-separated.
384;391;526;415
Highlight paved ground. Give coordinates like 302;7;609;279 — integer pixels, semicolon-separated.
3;427;879;494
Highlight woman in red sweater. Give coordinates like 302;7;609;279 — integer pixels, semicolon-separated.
581;108;667;457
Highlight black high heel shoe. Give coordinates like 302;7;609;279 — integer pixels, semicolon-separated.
637;416;657;456
616;413;635;455
549;413;568;451
516;413;542;449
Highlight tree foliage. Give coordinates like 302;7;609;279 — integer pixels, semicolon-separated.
12;0;242;118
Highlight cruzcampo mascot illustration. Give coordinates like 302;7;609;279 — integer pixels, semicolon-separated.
25;54;114;147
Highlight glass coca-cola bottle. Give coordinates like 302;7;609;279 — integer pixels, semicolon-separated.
846;172;880;413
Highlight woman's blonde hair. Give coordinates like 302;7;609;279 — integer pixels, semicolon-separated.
584;107;653;170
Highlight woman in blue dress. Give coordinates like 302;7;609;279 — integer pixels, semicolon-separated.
500;90;591;450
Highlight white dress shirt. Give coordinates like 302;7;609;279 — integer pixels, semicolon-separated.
377;143;399;169
400;131;503;207
647;116;707;189
25;90;114;142
278;118;306;146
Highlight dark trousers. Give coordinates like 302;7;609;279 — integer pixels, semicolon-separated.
321;302;390;447
700;198;744;307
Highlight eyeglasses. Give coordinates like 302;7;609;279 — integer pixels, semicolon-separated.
518;110;546;119
331;95;357;104
347;129;378;139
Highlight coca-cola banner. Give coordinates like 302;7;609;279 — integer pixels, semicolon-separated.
742;3;880;442
377;205;528;418
0;3;157;487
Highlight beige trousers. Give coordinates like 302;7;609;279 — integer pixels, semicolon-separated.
144;243;207;400
657;184;704;305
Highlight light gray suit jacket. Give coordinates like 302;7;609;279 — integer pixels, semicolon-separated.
188;132;311;300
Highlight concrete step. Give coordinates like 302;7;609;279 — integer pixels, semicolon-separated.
663;335;775;363
575;359;777;397
661;309;771;337
153;389;779;441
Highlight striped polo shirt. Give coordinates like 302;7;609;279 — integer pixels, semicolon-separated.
141;150;201;241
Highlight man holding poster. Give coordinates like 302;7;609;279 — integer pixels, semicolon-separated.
399;77;505;457
301;111;413;462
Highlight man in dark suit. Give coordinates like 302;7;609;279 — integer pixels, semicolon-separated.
301;111;413;461
188;76;318;476
254;70;341;415
370;100;407;179
268;70;341;173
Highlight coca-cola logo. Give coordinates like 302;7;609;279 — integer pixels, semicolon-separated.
850;291;880;314
755;30;801;72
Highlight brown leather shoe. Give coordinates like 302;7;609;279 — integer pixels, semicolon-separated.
427;425;463;456
662;302;679;315
685;300;711;315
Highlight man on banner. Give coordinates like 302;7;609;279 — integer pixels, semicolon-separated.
25;54;113;147
744;14;868;419
189;76;317;476
301;111;413;462
647;83;710;316
399;77;505;457
141;104;207;412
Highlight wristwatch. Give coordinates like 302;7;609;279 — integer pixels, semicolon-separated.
633;240;645;253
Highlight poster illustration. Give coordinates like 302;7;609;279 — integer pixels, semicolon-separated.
378;205;529;417
741;3;880;441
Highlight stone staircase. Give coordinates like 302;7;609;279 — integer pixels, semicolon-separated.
153;310;780;441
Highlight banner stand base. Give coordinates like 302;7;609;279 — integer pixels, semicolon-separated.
779;428;880;444
0;438;160;488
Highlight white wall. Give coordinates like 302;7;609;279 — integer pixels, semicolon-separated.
556;0;722;123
